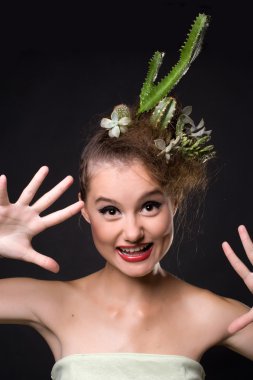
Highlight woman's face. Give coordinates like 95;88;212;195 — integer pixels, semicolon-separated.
82;160;176;277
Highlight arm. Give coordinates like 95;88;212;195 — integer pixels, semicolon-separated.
220;226;253;359
0;167;83;324
220;297;253;360
0;277;55;325
222;225;253;333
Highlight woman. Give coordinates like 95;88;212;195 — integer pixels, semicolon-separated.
1;107;253;380
1;13;253;379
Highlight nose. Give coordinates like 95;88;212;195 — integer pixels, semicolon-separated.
123;214;144;244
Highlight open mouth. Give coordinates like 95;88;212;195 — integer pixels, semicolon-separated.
117;243;153;256
116;243;153;263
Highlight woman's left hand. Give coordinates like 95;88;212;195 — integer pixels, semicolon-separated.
222;225;253;333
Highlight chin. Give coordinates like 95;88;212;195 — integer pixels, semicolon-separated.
118;261;161;278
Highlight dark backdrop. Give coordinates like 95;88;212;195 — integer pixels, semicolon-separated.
0;1;253;379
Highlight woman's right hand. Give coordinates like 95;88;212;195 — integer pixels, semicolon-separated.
0;166;84;273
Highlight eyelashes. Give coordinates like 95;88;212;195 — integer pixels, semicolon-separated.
98;201;162;217
99;206;119;216
142;201;162;213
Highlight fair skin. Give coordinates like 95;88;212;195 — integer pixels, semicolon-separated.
0;162;253;364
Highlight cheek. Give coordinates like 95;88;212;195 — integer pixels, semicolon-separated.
89;216;115;245
148;211;174;239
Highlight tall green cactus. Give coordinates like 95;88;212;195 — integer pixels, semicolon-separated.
138;13;210;115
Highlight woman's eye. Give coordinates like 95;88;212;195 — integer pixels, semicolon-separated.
99;206;120;216
98;202;161;217
142;201;162;213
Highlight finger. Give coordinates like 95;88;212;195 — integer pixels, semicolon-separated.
0;175;10;205
17;166;49;205
32;175;74;213
228;308;253;334
222;241;250;280
23;248;60;273
238;225;253;264
41;200;84;228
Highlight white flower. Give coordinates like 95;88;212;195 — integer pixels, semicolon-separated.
154;135;181;162
100;110;131;138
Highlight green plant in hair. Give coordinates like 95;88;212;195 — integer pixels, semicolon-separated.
100;13;215;163
154;106;215;162
138;13;210;114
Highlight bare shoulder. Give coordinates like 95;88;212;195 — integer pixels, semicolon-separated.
0;273;93;325
0;277;63;325
181;276;248;325
196;291;253;360
165;275;251;352
30;273;95;313
168;274;248;314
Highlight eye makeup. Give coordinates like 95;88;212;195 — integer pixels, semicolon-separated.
98;200;162;217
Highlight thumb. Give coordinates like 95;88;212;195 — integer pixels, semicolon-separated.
228;308;253;334
23;248;60;273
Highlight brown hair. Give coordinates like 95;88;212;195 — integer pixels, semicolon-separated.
79;107;209;209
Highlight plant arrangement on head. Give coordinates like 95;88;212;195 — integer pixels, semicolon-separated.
80;13;214;208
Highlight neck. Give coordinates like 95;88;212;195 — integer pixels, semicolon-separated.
96;262;168;304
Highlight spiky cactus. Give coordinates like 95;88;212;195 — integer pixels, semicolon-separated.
138;13;210;114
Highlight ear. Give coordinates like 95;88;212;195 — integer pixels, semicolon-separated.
173;205;178;217
78;192;91;224
167;195;179;218
168;195;178;217
173;201;178;217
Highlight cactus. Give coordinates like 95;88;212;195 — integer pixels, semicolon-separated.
138;13;210;114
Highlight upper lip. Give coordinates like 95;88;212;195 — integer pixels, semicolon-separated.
117;243;152;248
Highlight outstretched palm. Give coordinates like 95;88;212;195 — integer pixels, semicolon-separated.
222;225;253;333
0;166;84;272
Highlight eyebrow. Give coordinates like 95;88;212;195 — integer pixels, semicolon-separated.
95;189;165;205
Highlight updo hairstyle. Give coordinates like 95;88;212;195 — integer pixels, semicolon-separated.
79;105;209;210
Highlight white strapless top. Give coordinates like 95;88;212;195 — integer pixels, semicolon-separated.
51;353;205;380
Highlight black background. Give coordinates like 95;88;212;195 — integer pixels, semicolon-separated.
0;0;253;378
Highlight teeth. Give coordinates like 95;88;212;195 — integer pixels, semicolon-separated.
122;247;143;253
119;243;151;254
